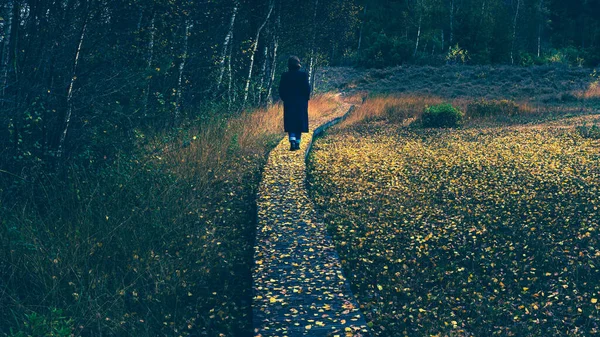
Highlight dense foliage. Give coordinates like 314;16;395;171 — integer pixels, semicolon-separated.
309;100;600;336
421;103;463;127
355;0;600;67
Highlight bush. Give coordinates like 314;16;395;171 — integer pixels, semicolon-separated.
467;99;520;117
421;103;463;128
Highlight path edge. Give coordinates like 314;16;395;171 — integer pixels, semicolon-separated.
305;104;356;161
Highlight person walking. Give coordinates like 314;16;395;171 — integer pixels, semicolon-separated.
279;56;311;151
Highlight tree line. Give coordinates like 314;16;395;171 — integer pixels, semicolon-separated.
0;0;598;169
355;0;600;67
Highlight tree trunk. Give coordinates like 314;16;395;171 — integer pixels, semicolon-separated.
57;20;87;158
357;4;366;53
307;0;319;88
266;12;280;106
175;20;192;122
510;0;521;65
257;44;268;106
144;13;156;116
227;35;234;111
414;14;422;57
243;0;274;107
449;0;454;47
1;0;14;98
217;1;238;90
537;0;544;58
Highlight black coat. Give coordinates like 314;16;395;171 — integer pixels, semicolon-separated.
279;69;310;133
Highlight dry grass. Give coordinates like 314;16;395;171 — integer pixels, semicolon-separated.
340;93;595;131
1;94;340;336
583;81;600;99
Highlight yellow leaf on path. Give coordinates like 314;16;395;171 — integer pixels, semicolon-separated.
305;325;312;330
592;298;598;304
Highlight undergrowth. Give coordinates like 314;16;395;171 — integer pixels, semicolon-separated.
0;95;339;336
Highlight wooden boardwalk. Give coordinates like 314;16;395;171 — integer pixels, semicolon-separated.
253;103;370;337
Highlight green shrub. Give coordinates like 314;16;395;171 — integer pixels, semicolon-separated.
467;99;520;117
577;123;600;139
9;308;73;337
421;103;463;128
446;44;470;65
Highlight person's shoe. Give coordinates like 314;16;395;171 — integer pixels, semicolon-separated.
290;142;296;151
294;141;301;150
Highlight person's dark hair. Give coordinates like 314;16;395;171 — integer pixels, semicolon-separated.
288;56;301;70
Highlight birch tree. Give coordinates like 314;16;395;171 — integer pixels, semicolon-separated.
175;19;192;122
57;16;88;158
265;10;280;106
216;1;238;90
1;0;14;98
242;0;274;107
143;13;156;116
307;0;319;88
510;0;521;65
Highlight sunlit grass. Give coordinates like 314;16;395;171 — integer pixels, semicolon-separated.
308;95;600;336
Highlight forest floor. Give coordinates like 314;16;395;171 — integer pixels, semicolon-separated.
307;70;600;336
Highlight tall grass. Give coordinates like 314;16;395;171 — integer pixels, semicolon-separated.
340;93;593;130
0;95;338;336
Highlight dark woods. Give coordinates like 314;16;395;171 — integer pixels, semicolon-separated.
0;0;599;170
0;0;356;172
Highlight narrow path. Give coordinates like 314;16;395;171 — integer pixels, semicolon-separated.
253;102;370;337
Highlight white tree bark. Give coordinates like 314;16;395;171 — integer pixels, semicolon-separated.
257;45;268;106
510;0;521;65
266;39;278;106
217;1;238;90
357;4;366;52
1;0;14;98
449;0;454;47
537;0;544;58
243;0;274;107
143;13;156;116
414;10;422;57
266;12;280;106
227;37;233;108
307;0;319;87
57;20;87;158
175;20;192;121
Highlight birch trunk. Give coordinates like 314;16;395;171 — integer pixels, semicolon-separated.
144;14;156;116
243;0;274;107
357;4;366;52
414;14;422;57
227;38;233;107
307;0;319;87
537;0;544;58
257;45;268;106
1;0;14;98
175;20;192;121
57;20;87;158
265;12;280;106
217;1;238;90
510;0;521;65
449;0;454;47
441;29;444;52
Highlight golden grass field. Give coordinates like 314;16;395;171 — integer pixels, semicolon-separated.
308;95;600;336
